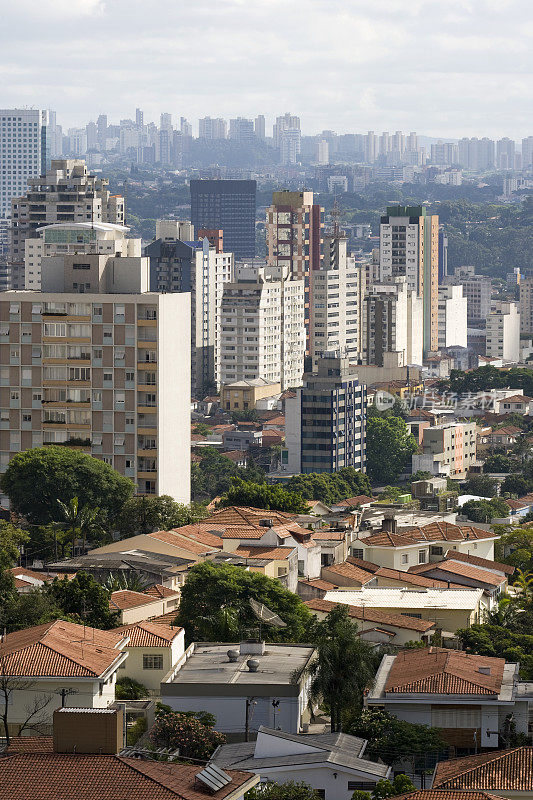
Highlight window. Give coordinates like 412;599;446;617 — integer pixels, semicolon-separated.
348;784;377;792
143;655;163;670
401;554;409;565
44;322;66;337
418;550;426;564
352;549;364;560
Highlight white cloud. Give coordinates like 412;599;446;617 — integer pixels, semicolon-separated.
0;0;531;137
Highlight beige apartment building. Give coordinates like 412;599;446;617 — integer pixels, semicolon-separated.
412;421;477;477
0;254;190;503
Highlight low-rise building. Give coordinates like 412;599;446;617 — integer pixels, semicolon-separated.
367;648;532;751
221;379;281;412
211;725;391;800
412;422;477;477
109;590;168;624
114;620;184;694
161;640;316;738
432;747;533;799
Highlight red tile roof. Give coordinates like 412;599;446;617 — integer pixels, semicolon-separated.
363;522;495;547
113;620;182;647
209;506;295;526
147;530;215;554
234;545;295;560
170;523;225;549
299;579;339;591
433;747;533;791
322;562;375;584
374;567;451;588
385;648;505;696
304;599;435;632
418;560;505;588
335;495;374;507
144;584;180;599
347;556;381;573
443;550;515;576
110;590;160;611
10;566;53;583
0;620;126;678
0;752;257;800
498;394;532;403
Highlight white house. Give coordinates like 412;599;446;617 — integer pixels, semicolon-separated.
210;726;391;800
114;620;184;694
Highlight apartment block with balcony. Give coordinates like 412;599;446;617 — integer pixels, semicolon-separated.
0;260;190;504
412;421;477;478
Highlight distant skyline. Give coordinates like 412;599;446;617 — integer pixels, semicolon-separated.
1;0;532;138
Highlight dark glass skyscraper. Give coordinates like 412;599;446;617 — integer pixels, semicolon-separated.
190;179;256;259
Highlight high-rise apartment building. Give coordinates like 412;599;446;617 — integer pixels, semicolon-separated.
486;302;520;362
190;179;256;260
0;109;49;220
254;115;265;140
229;118;254;143
284;354;366;475
519;274;533;335
412;422;477;478
8;159;124;291
445;268;492;324
0;254;190;503
496;138;516;170
273;113;301;164
145;234;233;393
198;117;227;140
521;136;533;169
219;264;304;390
266;190;323;350
379;205;439;355
430;142;458;166
363;279;423;366
457;138;495;170
310;232;365;362
437;285;468;350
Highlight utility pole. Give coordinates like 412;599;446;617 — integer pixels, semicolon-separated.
55;688;78;707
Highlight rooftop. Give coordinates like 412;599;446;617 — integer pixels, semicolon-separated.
443;550;515;576
304;599;435;632
165;643;315;688
432;747;533;791
113;621;182;648
410;560;505;588
321;562;375;584
143;584;180;599
385;648;506;696
324;587;485;610
110;590;160;611
362;522;496;548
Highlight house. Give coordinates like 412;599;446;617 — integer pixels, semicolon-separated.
210;725;391;800
331;496;374;512
495;395;533;415
312;528;353;566
432;747;533;799
114;620;184;694
143;583;181;614
353;520;498;571
160;640;316;737
321;561;376;588
110;590;167;624
407;560;507;608
0;620;128;737
0;707;258;800
367;647;531;751
324;587;489;632
9;566;54;593
442;549;515;580
89;526;222;562
371;566;457;590
304;598;436;645
487;426;522;450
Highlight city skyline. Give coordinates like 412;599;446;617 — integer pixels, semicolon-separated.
1;0;532;137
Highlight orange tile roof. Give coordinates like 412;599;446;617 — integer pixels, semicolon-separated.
347;556;381;573
335;495;374;507
420;560;505;587
149;611;181;626
364;522;495;547
322;562;376;584
110;590;159;611
0;620;126;678
234;545;295;560
221;526;268;539
113;620;182;647
209;506;295;526
433;747;533;791
311;530;347;541
299;579;339;591
0;752;257;800
498;394;532;403
147;529;214;554
395;792;506;800
443;550;515;576
144;584;180;599
303;599;435;631
385;648;505;696
10;566;53;583
374;567;451;588
170;523;224;549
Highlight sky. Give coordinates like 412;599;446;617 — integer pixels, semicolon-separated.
1;0;532;139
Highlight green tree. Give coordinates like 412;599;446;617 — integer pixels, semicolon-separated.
457;623;533;679
495;525;533;573
366;416;417;484
115;495;207;537
193;423;212;436
461;497;509;523
0;521;29;570
150;709;225;759
191;446;260;500
115;677;149;700
501;474;531;497
286;469;372;505
219;479;309;513
247;783;322;800
411;471;432;483
483;455;513;474
462;475;498;497
348;708;448;765
177;561;313;644
305;605;377;732
371;776;416;800
56;496;102;553
1;446;133;525
47;572;118;630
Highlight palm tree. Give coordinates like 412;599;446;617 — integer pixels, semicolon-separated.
514;568;533;604
103;572;150;593
56;497;102;554
304;604;377;732
488;595;519;627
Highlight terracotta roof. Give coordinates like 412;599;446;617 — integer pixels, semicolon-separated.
364;522;495;548
505;498;531;510
143;584;180;599
322;562;375;584
221;526;269;539
311;530;347;541
0;752;257;800
335;495;373;507
223;450;247;463
0;620;125;678
395;792;506;800
170;523;225;549
234;545;295;560
443;550;515;576
374;567;451;588
149;611;181;626
416;560;506;588
110;590;159;611
498;394;532;403
113;620;182;647
385;648;505;696
10;566;53;583
347;556;381;573
490;425;521;435
299;579;339;591
3;737;54;753
303;599;435;631
209;506;295;527
147;530;215;554
433;747;533;791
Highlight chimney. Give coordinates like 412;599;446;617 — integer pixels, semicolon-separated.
382;512;397;534
53;708;123;754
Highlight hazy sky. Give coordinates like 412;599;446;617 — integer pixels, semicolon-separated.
1;0;532;138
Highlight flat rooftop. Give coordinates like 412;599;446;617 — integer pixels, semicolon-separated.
325;587;484;610
166;643;315;687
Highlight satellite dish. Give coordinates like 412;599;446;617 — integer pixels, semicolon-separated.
249;598;287;628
